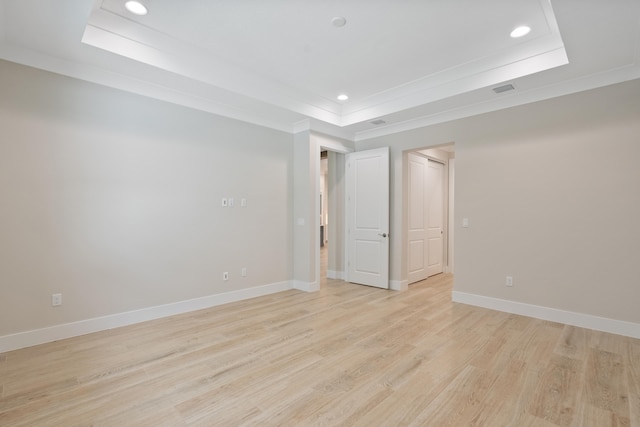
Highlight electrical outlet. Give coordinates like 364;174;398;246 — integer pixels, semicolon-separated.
506;276;513;287
223;272;229;281
52;293;62;306
228;197;234;207
241;267;247;277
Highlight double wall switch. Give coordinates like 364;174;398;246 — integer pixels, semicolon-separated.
241;198;247;207
241;267;247;277
506;276;513;287
52;293;62;306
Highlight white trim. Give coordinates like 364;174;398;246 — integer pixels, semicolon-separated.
354;64;640;142
390;280;409;292
452;291;640;339
327;270;346;280
2;42;638;143
0;281;293;353
293;280;320;292
293;119;311;134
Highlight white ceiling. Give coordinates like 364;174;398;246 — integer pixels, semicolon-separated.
1;0;639;141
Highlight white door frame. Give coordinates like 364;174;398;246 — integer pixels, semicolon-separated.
403;147;453;284
312;135;353;290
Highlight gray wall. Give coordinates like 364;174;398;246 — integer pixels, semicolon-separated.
357;79;640;324
0;60;294;336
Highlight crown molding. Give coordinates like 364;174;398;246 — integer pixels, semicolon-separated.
354;62;640;142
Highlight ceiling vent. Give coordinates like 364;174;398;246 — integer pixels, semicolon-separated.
370;119;386;125
493;84;515;94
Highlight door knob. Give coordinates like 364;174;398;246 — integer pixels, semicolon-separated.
378;233;388;238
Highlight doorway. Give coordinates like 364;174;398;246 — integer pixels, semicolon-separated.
317;148;348;287
320;151;328;283
406;144;454;285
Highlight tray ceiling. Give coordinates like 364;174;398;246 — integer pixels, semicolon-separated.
1;0;639;140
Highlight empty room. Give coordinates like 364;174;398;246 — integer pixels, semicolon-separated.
1;0;639;425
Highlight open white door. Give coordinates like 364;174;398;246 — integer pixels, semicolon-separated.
425;159;445;277
407;153;429;284
346;147;389;289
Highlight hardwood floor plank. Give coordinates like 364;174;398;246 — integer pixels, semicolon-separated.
512;321;565;373
528;355;583;426
574;403;630;427
627;342;640;427
94;405;187;427
472;360;542;426
554;326;589;361
407;365;499;426
586;348;631;423
304;383;393;427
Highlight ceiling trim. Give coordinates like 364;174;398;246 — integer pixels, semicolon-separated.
82;5;346;126
3;38;639;145
340;0;566;123
341;45;568;126
0;44;296;134
82;0;568;128
353;61;640;142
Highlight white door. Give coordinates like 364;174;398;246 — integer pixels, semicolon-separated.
346;147;389;289
407;153;429;284
426;159;445;277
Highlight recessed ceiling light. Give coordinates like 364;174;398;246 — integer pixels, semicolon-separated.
125;1;148;16
331;17;347;28
337;94;349;101
510;25;531;38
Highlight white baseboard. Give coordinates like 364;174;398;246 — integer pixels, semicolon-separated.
327;270;345;280
293;280;320;292
452;291;640;339
390;280;408;291
0;281;293;353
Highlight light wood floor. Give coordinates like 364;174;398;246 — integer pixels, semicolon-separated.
1;273;639;426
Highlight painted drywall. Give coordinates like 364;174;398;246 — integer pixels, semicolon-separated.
0;60;294;337
292;130;316;288
357;78;640;325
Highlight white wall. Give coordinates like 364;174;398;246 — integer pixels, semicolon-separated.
0;60;294;341
292;130;316;290
356;79;640;330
